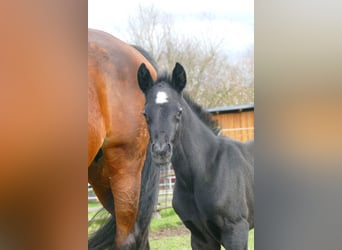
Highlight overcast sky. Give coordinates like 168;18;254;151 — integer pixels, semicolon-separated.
88;0;253;56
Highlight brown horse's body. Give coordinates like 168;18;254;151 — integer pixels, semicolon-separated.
88;29;157;247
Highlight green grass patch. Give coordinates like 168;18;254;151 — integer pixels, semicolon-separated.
248;229;254;249
88;204;254;250
150;208;183;232
88;201;101;208
150;234;191;250
88;201;104;220
150;229;254;250
88;202;108;235
150;208;254;250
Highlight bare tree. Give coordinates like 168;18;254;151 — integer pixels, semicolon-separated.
126;5;254;108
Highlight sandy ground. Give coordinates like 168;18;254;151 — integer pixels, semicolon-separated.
150;224;190;239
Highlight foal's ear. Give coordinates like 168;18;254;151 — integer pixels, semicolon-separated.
171;62;186;93
137;63;153;93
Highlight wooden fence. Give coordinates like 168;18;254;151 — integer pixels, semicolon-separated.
156;164;175;211
88;166;175;215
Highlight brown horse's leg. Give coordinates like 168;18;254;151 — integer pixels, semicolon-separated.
88;157;114;213
105;147;145;246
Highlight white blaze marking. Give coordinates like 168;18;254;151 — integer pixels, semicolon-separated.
155;91;168;104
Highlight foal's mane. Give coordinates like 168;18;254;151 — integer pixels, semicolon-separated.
183;93;221;135
155;72;221;135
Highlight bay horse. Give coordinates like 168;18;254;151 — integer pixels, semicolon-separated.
88;29;159;249
137;63;254;249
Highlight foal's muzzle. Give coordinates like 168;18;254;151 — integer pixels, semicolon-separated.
151;142;172;166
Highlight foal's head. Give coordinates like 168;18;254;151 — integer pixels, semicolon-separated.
137;62;186;166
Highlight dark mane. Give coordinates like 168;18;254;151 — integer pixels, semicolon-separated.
155;71;221;135
183;93;221;135
154;71;172;84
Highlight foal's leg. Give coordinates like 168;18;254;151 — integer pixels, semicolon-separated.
221;219;249;250
190;231;220;250
173;187;220;250
181;219;220;250
105;146;145;248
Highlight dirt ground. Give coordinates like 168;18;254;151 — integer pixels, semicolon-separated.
150;224;190;239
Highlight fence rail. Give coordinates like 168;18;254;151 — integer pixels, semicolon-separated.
88;167;175;213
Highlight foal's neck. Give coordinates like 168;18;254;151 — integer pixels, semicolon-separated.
172;99;216;182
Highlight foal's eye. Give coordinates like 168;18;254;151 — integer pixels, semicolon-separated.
176;108;183;120
142;110;150;122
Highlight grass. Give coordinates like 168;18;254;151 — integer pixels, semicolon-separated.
88;201;101;208
88;201;108;234
88;204;254;249
150;208;190;250
149;208;254;250
150;235;191;250
249;229;254;250
150;208;184;232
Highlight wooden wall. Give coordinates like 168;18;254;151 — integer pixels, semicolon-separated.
211;110;254;142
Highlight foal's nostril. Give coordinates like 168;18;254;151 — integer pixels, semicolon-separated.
152;142;162;153
152;142;171;155
161;143;169;153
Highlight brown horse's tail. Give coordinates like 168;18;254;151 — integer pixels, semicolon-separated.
131;45;159;76
132;142;160;249
88;143;160;250
88;212;116;249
